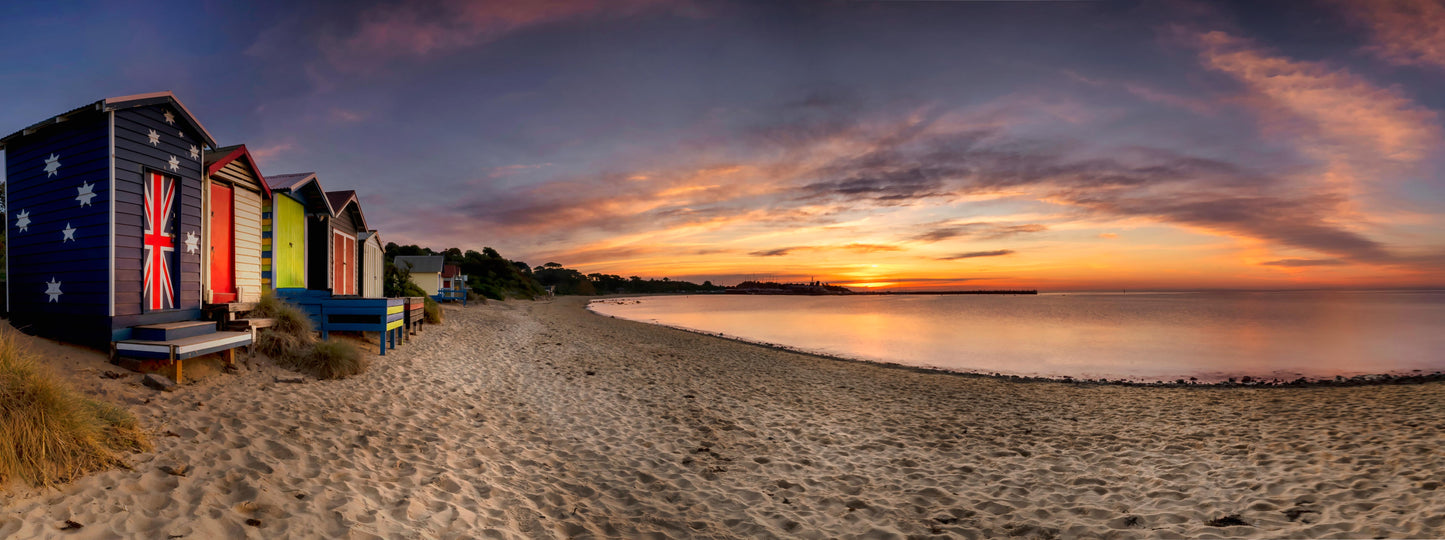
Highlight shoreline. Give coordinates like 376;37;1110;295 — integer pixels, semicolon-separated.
586;298;1445;389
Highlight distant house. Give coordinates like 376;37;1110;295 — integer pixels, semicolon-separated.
203;144;271;304
441;264;464;292
357;230;383;298
393;255;444;296
438;264;468;304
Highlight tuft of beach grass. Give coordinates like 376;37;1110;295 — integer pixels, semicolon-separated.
424;297;444;324
252;293;370;380
0;328;150;489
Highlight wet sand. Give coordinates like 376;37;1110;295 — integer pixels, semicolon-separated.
3;298;1443;538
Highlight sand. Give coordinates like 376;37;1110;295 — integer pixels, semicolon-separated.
2;297;1443;539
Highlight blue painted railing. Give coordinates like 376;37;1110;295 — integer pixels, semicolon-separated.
432;287;467;305
274;288;406;355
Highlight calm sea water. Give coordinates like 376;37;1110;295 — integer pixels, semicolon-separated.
588;291;1445;382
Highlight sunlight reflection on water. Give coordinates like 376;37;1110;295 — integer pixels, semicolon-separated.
589;291;1445;382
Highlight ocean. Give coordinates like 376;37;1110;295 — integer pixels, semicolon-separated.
588;290;1445;382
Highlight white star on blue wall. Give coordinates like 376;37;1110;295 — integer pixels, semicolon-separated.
44;154;61;177
184;231;200;254
148;129;160;146
163;110;175;124
15;210;30;233
62;223;76;242
168;155;180;172
190;145;199;160
45;278;63;302
76;182;96;206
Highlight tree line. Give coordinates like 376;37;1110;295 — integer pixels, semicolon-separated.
382;243;724;299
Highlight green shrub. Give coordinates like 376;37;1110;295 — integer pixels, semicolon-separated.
251;293;314;336
385;264;430;298
251;294;315;363
474;283;504;301
0;329;150;488
297;340;366;380
424;297;443;324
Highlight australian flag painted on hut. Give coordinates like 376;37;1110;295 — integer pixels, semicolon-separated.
1;92;217;346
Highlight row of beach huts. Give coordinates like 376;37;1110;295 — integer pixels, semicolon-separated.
2;92;466;381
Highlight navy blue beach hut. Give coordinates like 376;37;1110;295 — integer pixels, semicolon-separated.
1;92;251;380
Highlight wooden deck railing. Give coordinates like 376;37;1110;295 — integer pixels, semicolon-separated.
274;289;406;355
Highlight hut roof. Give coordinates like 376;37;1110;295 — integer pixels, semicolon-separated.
269;172;335;215
325;190;369;231
394;255;444;274
0;91;218;149
204;144;273;198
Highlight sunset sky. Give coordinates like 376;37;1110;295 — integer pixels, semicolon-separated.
2;0;1443;290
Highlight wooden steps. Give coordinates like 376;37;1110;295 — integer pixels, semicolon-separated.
131;320;218;341
227;317;274;332
115;331;253;360
205;302;258;325
115;319;255;384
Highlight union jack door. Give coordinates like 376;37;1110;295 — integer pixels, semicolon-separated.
143;171;178;311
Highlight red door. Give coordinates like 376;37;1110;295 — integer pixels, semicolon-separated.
209;183;236;303
347;238;356;295
333;232;354;295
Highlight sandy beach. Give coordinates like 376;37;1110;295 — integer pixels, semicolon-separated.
3;298;1443;539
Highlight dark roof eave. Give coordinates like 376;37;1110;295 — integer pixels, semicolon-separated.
325;190;368;230
0;100;104;149
1;91;218;149
271;173;336;216
103;92;218;148
205;144;273;199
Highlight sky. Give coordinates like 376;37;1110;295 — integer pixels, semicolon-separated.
1;0;1443;290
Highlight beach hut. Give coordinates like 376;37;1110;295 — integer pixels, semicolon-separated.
438;264;468;304
0;92;251;377
394;255;444;295
264;173;334;292
203;145;270;304
264;181;402;353
357;230;384;298
324;190;366;296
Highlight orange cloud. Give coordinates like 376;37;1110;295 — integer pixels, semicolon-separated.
1196;30;1440;164
1346;0;1445;71
249;141;297;160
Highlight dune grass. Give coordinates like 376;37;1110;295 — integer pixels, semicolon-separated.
424;296;444;324
0;329;150;488
252;293;315;364
252;293;369;380
297;340;366;380
251;293;314;336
